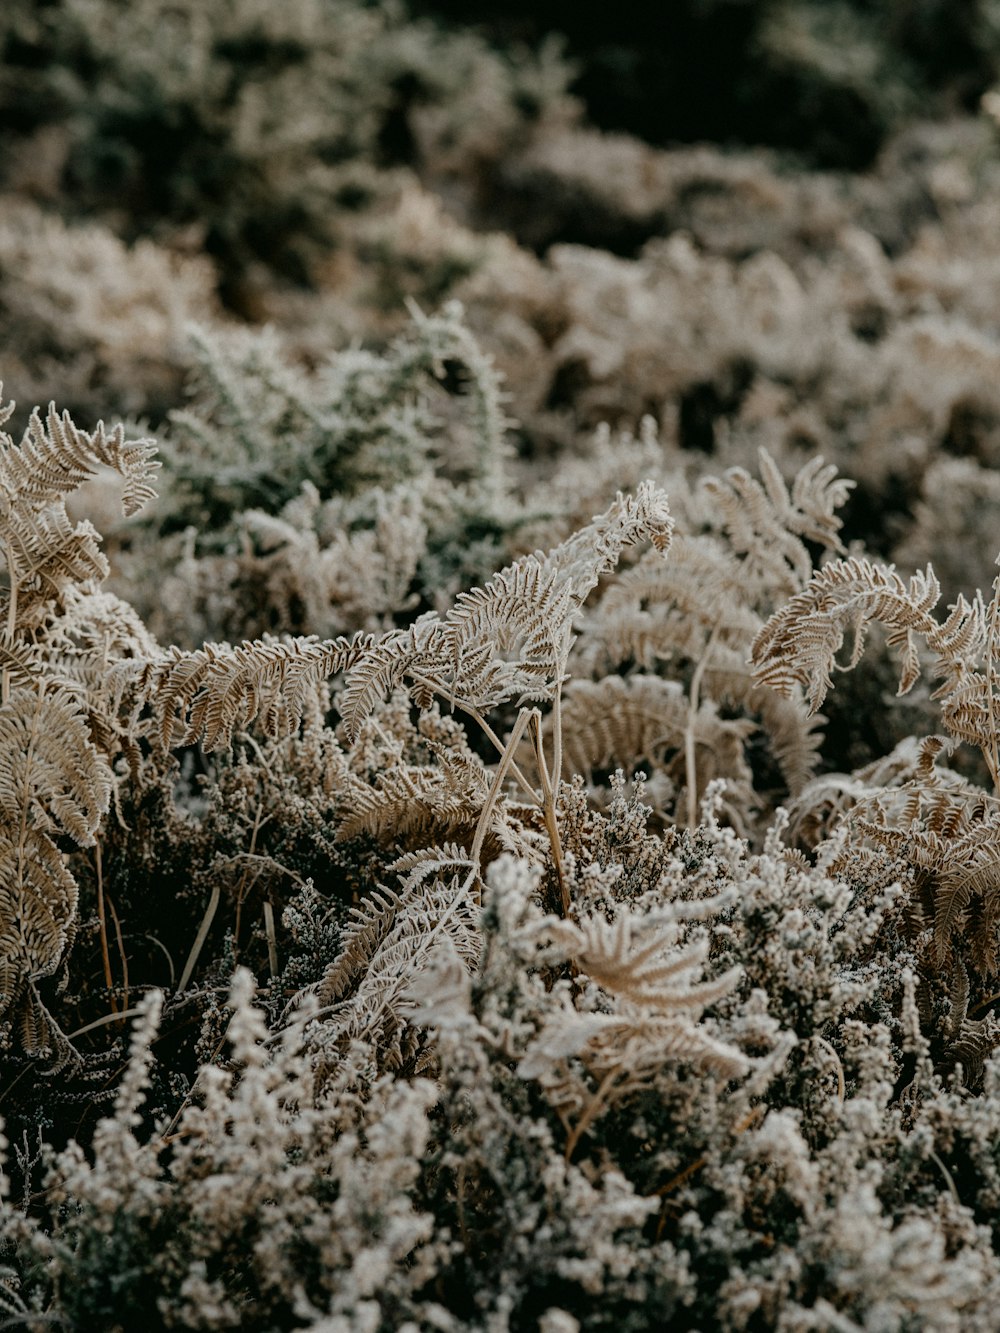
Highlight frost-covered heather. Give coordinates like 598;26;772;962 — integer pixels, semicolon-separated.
5;2;1000;1329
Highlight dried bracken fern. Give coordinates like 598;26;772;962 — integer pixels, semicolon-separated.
752;546;1000;1064
750;556;986;716
121;481;673;752
0;389;158;1058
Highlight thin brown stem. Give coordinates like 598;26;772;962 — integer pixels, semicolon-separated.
406;670;538;800
654;1105;764;1198
467;706;534;901
95;840;117;1015
176;881;220;994
685;626;720;829
552;673;565;794
233;801;270;954
813;1034;845;1104
532;710;569;917
564;1066;620;1162
107;892;130;1016
263;900;279;978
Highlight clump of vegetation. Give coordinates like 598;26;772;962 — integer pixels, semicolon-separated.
6;2;1000;1329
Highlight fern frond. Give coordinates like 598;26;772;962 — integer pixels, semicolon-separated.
447;555;576;685
560;912;743;1013
557;675;688;778
0;404;159;518
318;884;406;1004
934;817;1000;971
0;633;41;684
0;686;112;845
388;842;476;891
701;449;851;597
127;632;379;749
944;1015;1000;1086
337;616;447;744
2;506;109;628
0;827;78;1022
316;872;481;1069
751;556;984;712
336;764;489;846
140;483;673;749
518;895;751;1114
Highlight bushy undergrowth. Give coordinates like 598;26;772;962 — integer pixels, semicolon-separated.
6;2;1000;1330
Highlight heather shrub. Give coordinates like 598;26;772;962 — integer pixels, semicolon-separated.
7;5;1000;1329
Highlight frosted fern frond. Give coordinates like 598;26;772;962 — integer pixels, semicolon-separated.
552;674;757;821
519;902;750;1125
319;884;410;1005
0;403;159;518
549;910;744;1015
128;483;672;749
335;763;489;846
0;828;78;1025
388;842;476;892
0;393;158;634
751;556;986;712
557;675;690;777
0;633;41;685
0;687;111;1053
337;617;450;744
313;872;481;1070
701;449;852;596
448;557;577;683
0;685;111;847
118;632;380;749
932;817;1000;973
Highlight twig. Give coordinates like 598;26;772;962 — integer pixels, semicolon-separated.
929;1148;960;1205
654;1105;765;1198
68;1004;146;1040
814;1034;845;1104
144;933;177;988
2;543;16;707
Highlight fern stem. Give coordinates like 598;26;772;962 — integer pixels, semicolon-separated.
263;901;279;978
564;1065;620;1162
552;673;565;794
468;706;534;899
94;840;117;1015
177;881;221;994
418;682;536;800
532;710;570;917
108;889;130;1019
